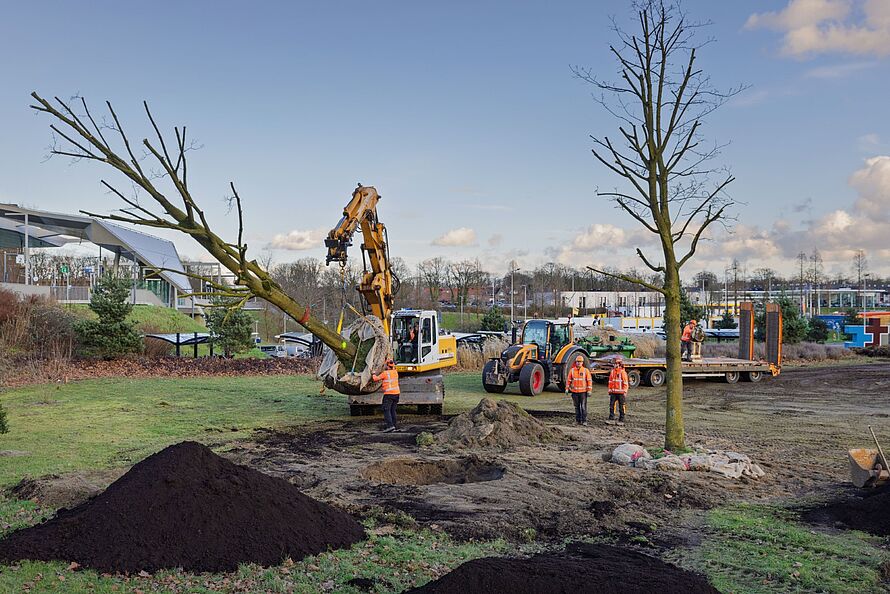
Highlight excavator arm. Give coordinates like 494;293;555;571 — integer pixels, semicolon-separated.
325;185;395;334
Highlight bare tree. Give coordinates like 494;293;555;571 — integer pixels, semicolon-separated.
852;249;868;290
417;257;448;305
29;92;355;361
573;1;743;450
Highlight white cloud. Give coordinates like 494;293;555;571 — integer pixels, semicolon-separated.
568;223;638;250
268;228;327;250
431;227;477;247
488;233;503;247
747;0;890;57
858;133;882;151
803;60;877;78
850;155;890;218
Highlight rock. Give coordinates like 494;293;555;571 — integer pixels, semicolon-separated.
611;443;650;466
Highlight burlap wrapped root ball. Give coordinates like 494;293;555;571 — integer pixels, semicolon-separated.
317;315;393;395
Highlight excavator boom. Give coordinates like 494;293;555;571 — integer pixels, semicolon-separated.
324;185;394;333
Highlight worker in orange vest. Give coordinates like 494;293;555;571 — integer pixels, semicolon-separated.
681;319;697;362
608;356;629;425
372;359;400;433
564;354;593;426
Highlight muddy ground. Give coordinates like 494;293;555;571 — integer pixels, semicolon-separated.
221;363;890;545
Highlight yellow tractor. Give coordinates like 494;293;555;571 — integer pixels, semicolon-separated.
482;319;589;396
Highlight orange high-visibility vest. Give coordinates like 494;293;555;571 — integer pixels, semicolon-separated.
566;366;592;393
608;367;629;395
373;369;400;395
681;324;694;342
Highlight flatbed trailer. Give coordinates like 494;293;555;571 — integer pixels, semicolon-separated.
591;301;783;389
590;356;778;388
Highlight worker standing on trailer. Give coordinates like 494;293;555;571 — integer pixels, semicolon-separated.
607;356;629;425
681;319;697;362
372;359;400;433
565;354;593;426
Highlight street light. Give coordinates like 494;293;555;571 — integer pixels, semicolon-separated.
510;260;520;327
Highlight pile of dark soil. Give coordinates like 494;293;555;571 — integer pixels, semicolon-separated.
406;543;717;594
0;441;365;573
435;398;563;449
802;486;890;535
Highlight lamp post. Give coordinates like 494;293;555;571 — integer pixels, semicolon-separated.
510;260;520;327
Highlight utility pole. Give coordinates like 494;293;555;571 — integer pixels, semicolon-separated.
510;260;517;327
732;259;739;319
798;252;807;317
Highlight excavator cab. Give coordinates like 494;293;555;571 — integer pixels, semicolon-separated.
392;309;441;369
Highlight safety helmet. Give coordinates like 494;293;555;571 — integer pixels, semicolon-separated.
386;359;395;369
575;354;585;364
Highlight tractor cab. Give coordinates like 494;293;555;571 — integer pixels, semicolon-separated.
521;319;573;360
392;309;441;369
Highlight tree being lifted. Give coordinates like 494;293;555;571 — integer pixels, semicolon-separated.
573;0;743;450
29;93;358;371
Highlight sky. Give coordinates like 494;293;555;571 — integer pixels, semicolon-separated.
1;0;889;281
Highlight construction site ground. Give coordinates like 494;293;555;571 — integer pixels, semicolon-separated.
2;361;890;592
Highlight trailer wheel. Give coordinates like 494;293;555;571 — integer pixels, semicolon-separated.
724;371;740;384
627;369;642;389
645;368;665;387
743;371;763;383
519;362;546;396
482;360;507;393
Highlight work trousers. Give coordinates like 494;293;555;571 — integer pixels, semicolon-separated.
570;392;588;424
382;394;400;429
681;340;692;360
609;392;627;421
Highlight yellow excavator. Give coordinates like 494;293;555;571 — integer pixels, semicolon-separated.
325;185;457;415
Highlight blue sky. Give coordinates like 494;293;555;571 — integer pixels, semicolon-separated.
1;0;889;279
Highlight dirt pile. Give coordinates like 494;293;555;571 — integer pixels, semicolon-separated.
0;441;365;573
435;398;562;449
406;543;717;593
802;486;890;536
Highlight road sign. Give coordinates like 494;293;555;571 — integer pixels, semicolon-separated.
60;264;70;274
15;254;25;265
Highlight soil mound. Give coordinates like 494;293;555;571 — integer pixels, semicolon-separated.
802;486;890;535
361;455;504;485
435;398;562;449
406;543;717;594
0;441;365;573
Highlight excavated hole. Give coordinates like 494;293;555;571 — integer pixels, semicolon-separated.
361;455;505;486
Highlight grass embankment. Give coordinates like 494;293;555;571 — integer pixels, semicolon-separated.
695;504;889;594
67;304;206;333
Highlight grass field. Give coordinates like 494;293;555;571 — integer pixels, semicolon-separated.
0;373;573;485
2;370;889;592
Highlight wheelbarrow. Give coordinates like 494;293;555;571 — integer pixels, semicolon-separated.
850;426;890;488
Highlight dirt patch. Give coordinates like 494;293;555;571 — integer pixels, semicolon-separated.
0;441;365;573
435;398;563;449
405;542;717;593
802;485;890;536
9;468;127;509
361;456;504;485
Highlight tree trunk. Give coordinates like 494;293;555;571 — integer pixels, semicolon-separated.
662;262;686;451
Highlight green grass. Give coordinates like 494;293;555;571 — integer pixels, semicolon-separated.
697;504;890;593
0;521;509;593
0;372;574;486
440;311;483;332
67;303;206;333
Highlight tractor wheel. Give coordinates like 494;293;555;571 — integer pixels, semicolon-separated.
519;362;546;396
627;369;642;389
645;368;666;387
556;351;589;392
482;360;507;393
742;371;763;383
724;371;740;384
